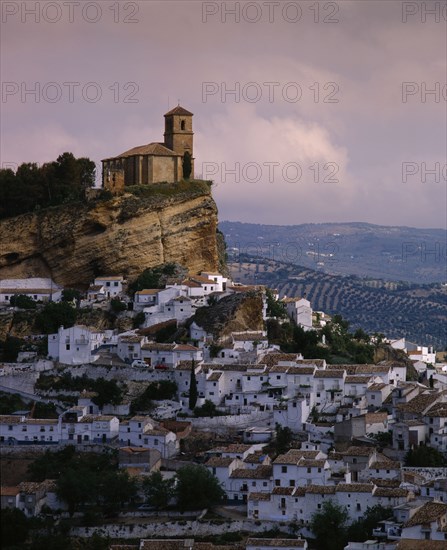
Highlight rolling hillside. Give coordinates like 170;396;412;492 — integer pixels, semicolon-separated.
229;255;447;349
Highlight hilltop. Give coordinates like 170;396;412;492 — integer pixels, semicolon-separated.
220;220;446;284
0;180;220;287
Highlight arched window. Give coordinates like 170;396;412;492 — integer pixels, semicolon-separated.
181;120;185;130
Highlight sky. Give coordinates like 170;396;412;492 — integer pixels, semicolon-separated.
1;0;446;228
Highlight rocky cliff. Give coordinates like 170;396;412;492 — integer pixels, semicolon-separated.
0;183;219;287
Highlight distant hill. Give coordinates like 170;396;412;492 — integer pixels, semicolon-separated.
228;255;447;350
220;221;446;284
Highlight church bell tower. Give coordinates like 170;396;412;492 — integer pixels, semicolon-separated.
164;105;194;160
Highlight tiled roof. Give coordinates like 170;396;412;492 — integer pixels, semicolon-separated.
305;485;336;494
272;487;295;495
397;392;440;414
404;501;447;527
205;457;234;468
142;343;176;351
426;403;447;418
164;105;193;116
0;486;19;496
296;359;325;367
259;353;300;367
297;458;327;468
135;289;161;295
373;487;408;497
207;372;222;381
230;466;272;479
105;142;181;161
336;483;373;493
367;383;388;391
246;539;307;548
344;446;376;457
370;461;401;470
211;443;252;454
345;375;371;384
274;450;320;464
248;492;270;501
396;540;447;550
314;370;344;378
365;412;388;424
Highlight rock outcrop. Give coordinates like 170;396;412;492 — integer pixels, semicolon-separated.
0;185;219;287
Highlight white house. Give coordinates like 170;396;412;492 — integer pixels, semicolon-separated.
48;325;105;364
200;272;228;292
94;276;125;298
59;409;119;444
0;278;62;304
282;297;313;331
141;343;202;369
118;416;177;457
0;415;59;445
117;334;146;363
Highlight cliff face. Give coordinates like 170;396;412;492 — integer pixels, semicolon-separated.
0;187;219;287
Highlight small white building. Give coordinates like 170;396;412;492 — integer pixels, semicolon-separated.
0;278;62;304
282;297;313;331
48;325;104;364
94;276;125;298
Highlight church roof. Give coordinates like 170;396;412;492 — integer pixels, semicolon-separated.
164;105;193;116
103;142;181;161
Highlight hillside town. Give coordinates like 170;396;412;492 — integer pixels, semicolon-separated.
1;270;446;550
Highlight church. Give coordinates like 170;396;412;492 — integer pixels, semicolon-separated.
102;105;194;194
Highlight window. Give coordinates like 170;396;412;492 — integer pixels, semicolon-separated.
66;344;70;350
357;503;361;511
154;439;159;445
277;375;281;380
114;282;118;287
181;120;185;130
317;503;321;509
289;480;295;486
281;466;287;473
307;468;311;473
8;426;12;431
275;479;280;486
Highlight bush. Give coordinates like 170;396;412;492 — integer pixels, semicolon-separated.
110;298;127;313
9;294;37;309
36;302;77;334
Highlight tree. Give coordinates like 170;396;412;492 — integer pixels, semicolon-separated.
405;445;446;467
182;151;192;179
175;464;225;511
347;505;393;542
36;302;77;334
189;359;198;409
62;288;81;303
310;500;349;550
110;297;127;313
56;467;95;516
9;294;37;309
142;471;175;509
274;423;293;455
98;470;137;515
194;399;221;417
2;336;24;361
266;288;287;318
0;508;29;547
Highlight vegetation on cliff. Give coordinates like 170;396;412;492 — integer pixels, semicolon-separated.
0;152;95;219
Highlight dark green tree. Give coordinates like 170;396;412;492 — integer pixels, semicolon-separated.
0;507;29;547
142;471;175;509
182;151;192;179
61;288;81;303
2;336;24;361
36;302;77;334
274;423;293;455
189;359;198;409
9;294;37;309
98;470;137;515
405;445;446;467
175;464;225;511
347;505;393;542
56;467;95;516
310;500;349;550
